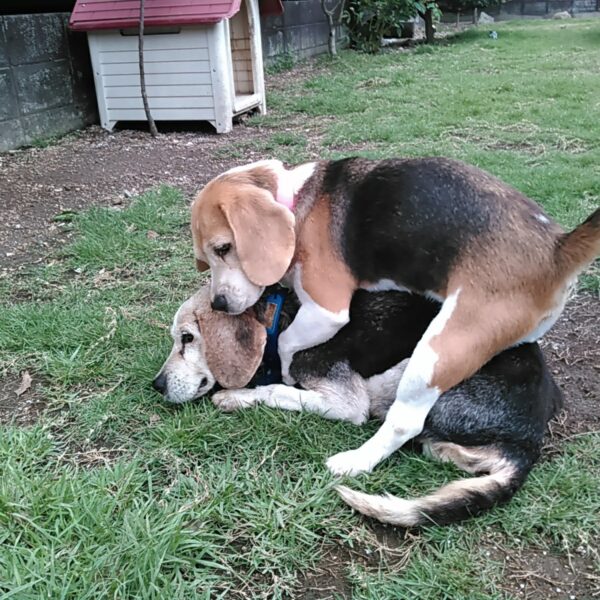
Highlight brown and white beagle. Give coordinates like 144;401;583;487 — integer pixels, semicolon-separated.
190;157;599;476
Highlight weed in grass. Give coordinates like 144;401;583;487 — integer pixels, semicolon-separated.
213;134;310;165
26;130;76;149
269;132;307;148
66;185;188;271
265;52;296;75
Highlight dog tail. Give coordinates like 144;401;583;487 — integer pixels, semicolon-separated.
335;457;530;527
556;207;600;276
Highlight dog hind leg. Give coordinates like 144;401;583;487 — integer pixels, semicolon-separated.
326;289;533;476
365;360;409;420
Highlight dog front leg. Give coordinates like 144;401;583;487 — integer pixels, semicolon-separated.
278;300;349;384
212;385;321;413
212;379;369;425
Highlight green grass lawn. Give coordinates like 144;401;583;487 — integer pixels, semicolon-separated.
1;19;599;599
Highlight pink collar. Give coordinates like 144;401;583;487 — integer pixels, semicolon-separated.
275;178;295;210
274;162;317;212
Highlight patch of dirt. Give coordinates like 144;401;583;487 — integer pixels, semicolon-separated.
540;292;600;440
298;524;600;599
0;121;271;275
443;122;591;157
0;55;349;277
488;544;600;600
267;58;330;95
0;372;47;425
297;547;353;600
297;525;418;599
446;132;589;157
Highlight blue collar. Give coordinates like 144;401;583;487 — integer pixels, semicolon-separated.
253;288;288;386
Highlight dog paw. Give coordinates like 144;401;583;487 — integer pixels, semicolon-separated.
326;449;374;477
212;389;258;412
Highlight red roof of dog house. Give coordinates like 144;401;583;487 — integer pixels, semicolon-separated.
69;0;250;31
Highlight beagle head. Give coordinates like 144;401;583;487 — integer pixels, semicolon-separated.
153;287;267;404
191;162;296;315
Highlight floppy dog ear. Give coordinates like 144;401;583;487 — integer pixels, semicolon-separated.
196;308;266;389
192;234;209;272
221;185;296;286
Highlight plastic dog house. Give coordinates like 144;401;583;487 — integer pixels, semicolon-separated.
69;0;266;133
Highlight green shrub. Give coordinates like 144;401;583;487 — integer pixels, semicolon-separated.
344;0;417;53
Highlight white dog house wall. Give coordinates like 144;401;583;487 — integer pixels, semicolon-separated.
69;0;270;133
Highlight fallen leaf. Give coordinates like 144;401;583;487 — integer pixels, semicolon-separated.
15;371;32;396
147;230;159;240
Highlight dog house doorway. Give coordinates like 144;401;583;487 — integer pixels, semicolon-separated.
229;0;262;115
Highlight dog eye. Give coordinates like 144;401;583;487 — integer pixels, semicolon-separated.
181;332;194;344
214;243;231;258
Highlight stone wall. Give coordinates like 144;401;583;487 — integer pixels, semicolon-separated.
573;0;598;12
0;12;97;152
261;0;344;64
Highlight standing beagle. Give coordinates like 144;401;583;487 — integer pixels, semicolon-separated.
190;157;599;476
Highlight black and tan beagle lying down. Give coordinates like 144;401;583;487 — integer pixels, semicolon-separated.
153;287;562;527
190;157;599;476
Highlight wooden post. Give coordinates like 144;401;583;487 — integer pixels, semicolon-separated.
424;8;435;44
139;0;158;137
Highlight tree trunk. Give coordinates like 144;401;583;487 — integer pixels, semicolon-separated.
424;8;435;44
139;0;158;137
326;9;337;56
320;0;344;56
473;7;479;25
456;10;460;26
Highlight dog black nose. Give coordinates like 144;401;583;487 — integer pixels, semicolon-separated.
152;372;167;394
211;294;228;312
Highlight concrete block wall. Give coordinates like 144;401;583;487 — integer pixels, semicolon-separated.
261;0;344;64
0;5;340;150
573;0;598;12
0;13;97;152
